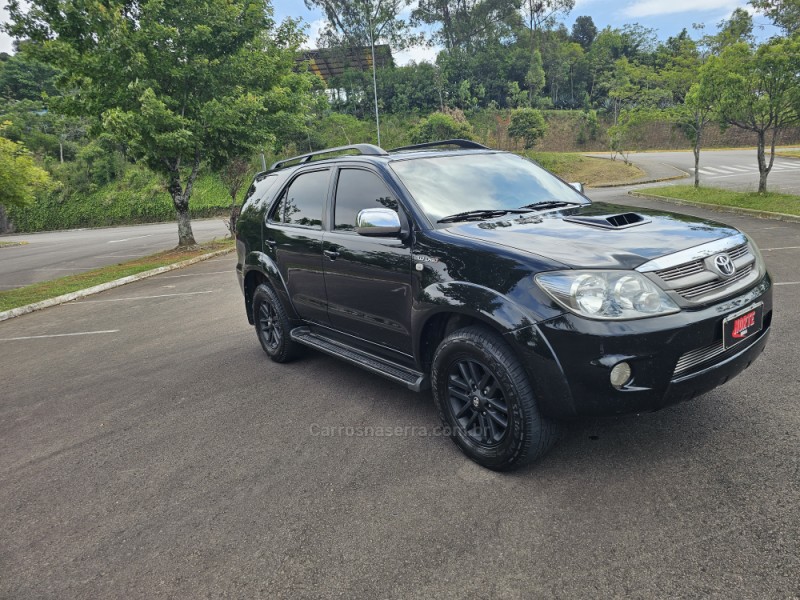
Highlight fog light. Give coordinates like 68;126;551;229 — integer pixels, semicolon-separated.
610;362;632;389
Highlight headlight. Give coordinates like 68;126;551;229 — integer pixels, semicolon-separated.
535;270;680;320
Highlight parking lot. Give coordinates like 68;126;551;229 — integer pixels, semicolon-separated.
1;199;799;598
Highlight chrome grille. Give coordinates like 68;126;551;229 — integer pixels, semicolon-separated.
728;244;749;260
673;329;763;377
676;263;754;299
657;260;705;281
674;340;726;375
650;241;758;303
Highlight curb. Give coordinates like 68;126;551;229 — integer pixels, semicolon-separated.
628;191;800;224
0;246;234;323
584;154;691;189
589;173;688;188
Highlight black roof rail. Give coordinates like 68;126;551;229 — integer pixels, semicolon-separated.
270;143;388;171
388;139;490;152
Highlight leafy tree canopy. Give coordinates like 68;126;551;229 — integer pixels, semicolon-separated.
5;0;318;246
0;122;51;208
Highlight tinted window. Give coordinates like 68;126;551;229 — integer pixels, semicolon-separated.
334;169;397;231
244;173;279;207
390;153;588;223
271;170;328;229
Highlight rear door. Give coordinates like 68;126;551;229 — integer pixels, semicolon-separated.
265;168;331;325
322;167;413;355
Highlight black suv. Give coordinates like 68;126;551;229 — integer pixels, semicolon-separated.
235;140;772;470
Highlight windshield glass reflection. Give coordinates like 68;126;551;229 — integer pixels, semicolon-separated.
390;153;589;223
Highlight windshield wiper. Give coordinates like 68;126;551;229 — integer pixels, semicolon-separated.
518;201;579;212
437;208;529;224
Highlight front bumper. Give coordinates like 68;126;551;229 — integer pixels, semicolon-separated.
508;274;772;419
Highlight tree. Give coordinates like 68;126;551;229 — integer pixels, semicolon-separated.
701;38;800;193
413;0;521;51
410;111;474;143
0;51;59;102
749;0;800;36
525;49;546;103
0;122;51;231
306;0;414;48
675;84;716;187
508;107;547;148
6;0;316;247
570;15;597;50
708;7;754;52
220;156;253;237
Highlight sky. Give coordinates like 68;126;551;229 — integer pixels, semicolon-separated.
0;0;781;61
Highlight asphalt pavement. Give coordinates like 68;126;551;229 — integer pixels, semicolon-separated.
1;193;799;598
0;219;228;290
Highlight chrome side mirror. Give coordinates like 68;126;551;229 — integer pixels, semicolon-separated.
356;208;402;237
569;182;585;194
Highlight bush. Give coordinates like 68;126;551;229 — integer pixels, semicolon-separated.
410;112;474;144
508;108;547;149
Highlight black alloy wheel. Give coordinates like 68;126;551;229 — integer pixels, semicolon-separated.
258;299;282;351
252;283;301;363
446;359;510;447
431;325;559;471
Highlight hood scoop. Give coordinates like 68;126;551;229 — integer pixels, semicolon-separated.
563;212;651;230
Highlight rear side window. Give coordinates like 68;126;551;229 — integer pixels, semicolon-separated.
334;169;397;231
270;170;329;229
243;173;279;208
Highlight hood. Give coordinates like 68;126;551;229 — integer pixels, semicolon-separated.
443;202;740;269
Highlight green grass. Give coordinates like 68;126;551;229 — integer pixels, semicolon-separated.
777;151;800;160
0;238;234;312
524;151;644;186
643;185;800;216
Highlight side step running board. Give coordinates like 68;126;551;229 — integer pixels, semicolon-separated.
290;328;429;392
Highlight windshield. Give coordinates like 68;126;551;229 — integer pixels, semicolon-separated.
390;152;589;224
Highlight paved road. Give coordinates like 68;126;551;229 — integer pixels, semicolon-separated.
1;196;798;597
0;219;228;290
609;148;800;194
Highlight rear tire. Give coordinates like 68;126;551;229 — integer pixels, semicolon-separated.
252;283;302;363
431;325;559;471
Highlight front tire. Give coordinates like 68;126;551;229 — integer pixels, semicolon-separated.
252;283;301;363
431;326;559;471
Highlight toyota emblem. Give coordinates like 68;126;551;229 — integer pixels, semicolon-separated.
713;253;736;278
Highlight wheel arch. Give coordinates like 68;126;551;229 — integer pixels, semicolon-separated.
414;290;537;371
242;252;296;324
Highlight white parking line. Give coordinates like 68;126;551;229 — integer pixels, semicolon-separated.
108;234;153;244
0;329;120;341
97;254;149;258
763;246;800;251
33;267;93;271
774;282;800;286
71;290;216;303
157;271;231;279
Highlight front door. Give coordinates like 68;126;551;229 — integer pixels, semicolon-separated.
322;168;413;355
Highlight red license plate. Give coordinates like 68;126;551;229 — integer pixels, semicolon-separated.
723;303;764;349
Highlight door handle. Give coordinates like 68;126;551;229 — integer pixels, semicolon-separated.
266;239;277;248
323;249;340;260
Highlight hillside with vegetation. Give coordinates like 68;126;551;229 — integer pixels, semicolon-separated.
1;0;799;234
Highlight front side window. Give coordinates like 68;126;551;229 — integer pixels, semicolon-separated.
270;169;329;229
390;153;589;224
334;169;397;231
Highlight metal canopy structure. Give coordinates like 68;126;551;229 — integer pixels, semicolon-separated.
297;45;393;85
